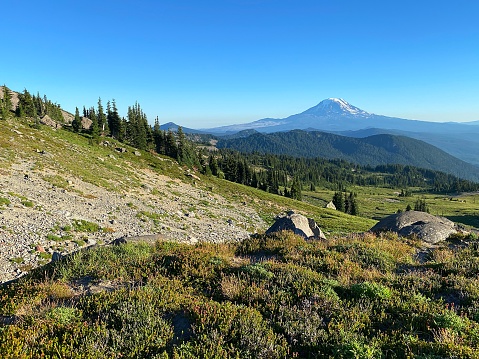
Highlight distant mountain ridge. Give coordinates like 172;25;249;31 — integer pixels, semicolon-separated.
204;98;479;165
217;130;479;182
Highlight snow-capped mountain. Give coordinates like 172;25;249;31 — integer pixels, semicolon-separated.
301;98;371;117
203;98;479;165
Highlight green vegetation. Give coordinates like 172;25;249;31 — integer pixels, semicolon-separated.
0;197;10;207
2;232;479;357
9;257;24;264
21;200;34;208
72;219;101;233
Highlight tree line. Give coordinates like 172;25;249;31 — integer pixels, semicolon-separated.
4;85;478;210
1;86;63;125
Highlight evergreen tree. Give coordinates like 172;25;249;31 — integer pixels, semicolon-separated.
126;102;149;150
332;191;345;212
108;99;122;139
72;107;82;132
97;97;107;133
344;192;350;214
165;130;178;158
1;85;12;120
290;177;302;200
153;117;164;154
177;126;190;164
209;155;219;176
33;92;44;117
18;89;36;118
89;107;100;139
348;192;358;215
414;198;429;213
251;171;259;188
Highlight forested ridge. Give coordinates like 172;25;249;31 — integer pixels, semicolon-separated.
216;129;479;182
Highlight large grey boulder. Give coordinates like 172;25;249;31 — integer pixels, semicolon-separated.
370;211;457;244
266;211;326;240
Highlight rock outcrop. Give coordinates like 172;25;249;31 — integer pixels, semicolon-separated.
326;201;336;210
266;211;326;240
370;210;457;244
40;115;62;129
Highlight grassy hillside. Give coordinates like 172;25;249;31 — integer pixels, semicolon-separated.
0;116;376;283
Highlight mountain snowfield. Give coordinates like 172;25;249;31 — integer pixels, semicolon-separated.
302;98;372;117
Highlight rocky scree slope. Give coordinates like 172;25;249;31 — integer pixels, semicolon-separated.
0;121;266;283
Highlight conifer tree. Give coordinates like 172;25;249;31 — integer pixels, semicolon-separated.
348;192;358;215
72;107;82;132
126;102;149;150
153;117;165;154
89;107;100;139
414;198;429;213
107;99;122;139
97;97;107;133
1;85;12;119
208;154;219;176
290;177;302;200
165;130;178;158
18;89;36;118
332;191;345;212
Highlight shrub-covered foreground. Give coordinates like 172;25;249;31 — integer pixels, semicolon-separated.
2;232;479;358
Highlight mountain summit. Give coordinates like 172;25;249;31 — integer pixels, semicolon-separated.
302;98;371;117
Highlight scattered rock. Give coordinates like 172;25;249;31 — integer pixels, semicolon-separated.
370;211;458;244
112;234;166;246
185;172;201;181
52;252;63;262
116;147;127;153
40;115;62;129
326;201;336;210
188;236;198;244
81;117;92;130
266;211;326;240
134;150;141;156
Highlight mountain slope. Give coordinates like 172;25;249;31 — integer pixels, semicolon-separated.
217;130;479;182
206;98;479;165
0;116;376;283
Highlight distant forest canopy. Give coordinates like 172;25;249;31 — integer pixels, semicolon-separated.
215;130;479;183
208;150;479;196
2;85;478;199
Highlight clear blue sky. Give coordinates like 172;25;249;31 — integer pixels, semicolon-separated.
2;0;479;127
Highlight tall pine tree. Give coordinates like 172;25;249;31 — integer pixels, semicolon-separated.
107;99;122;139
97;98;107;133
89;107;100;139
72;107;82;132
